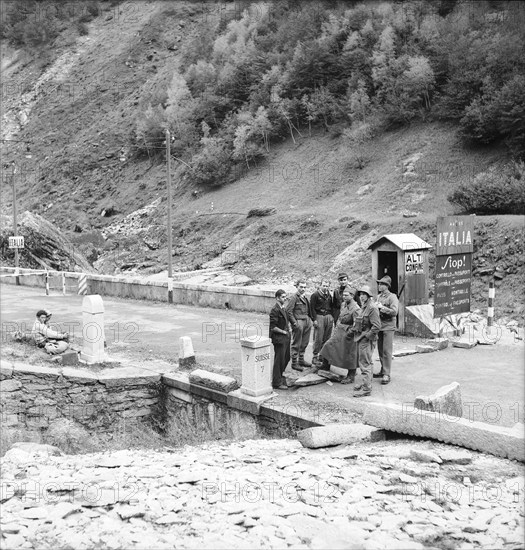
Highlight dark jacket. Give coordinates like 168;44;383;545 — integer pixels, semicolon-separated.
353;300;381;342
377;290;399;331
310;290;333;321
269;303;291;345
332;285;349;324
286;292;313;326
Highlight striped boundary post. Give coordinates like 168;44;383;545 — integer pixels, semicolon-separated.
487;279;495;333
78;273;87;295
45;270;50;296
62;272;66;296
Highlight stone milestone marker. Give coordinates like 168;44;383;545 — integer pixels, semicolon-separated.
239;336;272;397
81;294;106;364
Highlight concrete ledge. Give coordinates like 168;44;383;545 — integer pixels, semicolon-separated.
97;367;161;387
189;383;229;405
363;402;525;462
162;372;191;392
60;367;99;384
227;389;274;416
11;363;61;380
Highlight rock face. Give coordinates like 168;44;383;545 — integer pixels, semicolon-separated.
413;381;462;417
0;211;92;272
297;423;386;448
0;438;522;550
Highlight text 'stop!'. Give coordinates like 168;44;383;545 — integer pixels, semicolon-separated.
436;216;474;257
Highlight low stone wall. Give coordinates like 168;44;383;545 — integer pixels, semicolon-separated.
0;267;275;313
161;372;322;437
0;362;160;430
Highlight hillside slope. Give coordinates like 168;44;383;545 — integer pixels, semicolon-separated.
0;1;523;319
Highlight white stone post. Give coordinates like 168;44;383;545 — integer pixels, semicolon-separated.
179;336;196;367
239;336;273;397
81;294;106;364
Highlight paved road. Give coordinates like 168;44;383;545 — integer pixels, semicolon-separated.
1;284;523;427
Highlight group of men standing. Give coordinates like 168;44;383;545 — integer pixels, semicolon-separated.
269;272;399;397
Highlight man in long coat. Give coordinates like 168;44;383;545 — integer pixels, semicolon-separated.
269;289;291;390
319;288;360;382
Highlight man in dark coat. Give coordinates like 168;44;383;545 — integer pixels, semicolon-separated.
310;279;334;368
319;288;360;382
286;280;314;371
269;289;291;390
332;272;349;324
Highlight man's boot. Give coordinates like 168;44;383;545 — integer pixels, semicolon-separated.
291;355;303;372
299;354;311;368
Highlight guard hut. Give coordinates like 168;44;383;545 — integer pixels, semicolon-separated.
368;233;432;334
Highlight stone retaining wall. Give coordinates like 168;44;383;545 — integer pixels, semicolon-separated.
0;267;275;313
0;359;323;439
0;363;160;430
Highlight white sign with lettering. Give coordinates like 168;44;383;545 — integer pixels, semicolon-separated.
8;236;24;249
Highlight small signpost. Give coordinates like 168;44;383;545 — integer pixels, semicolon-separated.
8;236;24;249
434;216;474;320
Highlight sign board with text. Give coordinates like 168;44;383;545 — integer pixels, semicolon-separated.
434;253;472;317
8;236;24;249
436;216;474;256
405;251;424;274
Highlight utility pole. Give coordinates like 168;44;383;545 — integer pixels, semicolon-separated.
166;129;173;304
11;163;20;285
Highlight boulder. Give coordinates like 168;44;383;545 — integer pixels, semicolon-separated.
415;345;436;353
330;365;347;377
293;373;326;387
423;338;449;350
297;423;386;449
317;370;344;382
452;339;477;349
189;369;239;393
413;381;462;418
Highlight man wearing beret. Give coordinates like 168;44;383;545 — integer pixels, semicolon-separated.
375;275;399;385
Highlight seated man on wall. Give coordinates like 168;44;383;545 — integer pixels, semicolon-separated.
31;309;70;355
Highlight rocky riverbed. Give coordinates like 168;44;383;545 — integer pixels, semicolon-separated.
1;438;523;549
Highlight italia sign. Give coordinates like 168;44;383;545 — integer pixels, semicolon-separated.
434;216;474;318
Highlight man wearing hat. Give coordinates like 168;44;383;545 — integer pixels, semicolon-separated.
31;310;70;355
353;285;381;397
375;275;399;385
332;272;349;325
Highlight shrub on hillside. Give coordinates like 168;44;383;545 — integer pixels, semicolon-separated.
189;137;231;187
460;75;525;159
448;162;525;215
133;104;167;158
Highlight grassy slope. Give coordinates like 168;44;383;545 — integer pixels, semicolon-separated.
1;1;523;319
